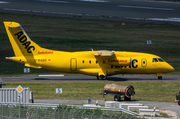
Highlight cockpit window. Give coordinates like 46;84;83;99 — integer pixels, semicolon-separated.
158;58;164;62
152;58;158;62
152;58;164;62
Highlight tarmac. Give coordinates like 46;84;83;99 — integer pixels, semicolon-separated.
1;0;180;25
2;75;180;82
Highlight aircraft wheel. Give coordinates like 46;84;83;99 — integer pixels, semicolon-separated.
125;96;131;101
178;101;180;105
99;75;106;80
97;75;106;80
158;76;162;80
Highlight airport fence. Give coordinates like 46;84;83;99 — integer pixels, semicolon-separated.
0;103;144;119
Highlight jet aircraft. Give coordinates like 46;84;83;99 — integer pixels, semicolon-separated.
4;21;174;80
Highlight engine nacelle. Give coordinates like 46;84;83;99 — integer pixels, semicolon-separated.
106;57;131;66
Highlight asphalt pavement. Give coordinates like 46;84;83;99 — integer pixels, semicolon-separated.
1;0;180;24
1;75;180;82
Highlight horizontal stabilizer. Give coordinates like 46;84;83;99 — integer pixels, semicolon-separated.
25;63;42;69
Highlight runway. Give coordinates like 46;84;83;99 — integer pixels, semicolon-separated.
1;0;180;24
1;75;180;82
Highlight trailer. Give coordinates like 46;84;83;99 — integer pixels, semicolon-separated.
103;84;135;101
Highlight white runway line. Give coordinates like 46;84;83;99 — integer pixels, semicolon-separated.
80;0;109;2
0;1;9;3
118;5;174;11
39;0;69;3
39;75;64;77
134;0;180;4
147;18;180;22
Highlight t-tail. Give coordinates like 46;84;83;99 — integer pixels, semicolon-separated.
4;21;55;68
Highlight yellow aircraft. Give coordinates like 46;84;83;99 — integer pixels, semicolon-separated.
4;21;174;80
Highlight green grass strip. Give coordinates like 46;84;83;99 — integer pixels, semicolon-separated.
3;81;180;103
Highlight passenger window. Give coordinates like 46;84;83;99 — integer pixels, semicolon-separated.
96;60;98;64
158;58;164;62
89;60;91;64
152;58;158;62
143;61;145;64
82;60;85;63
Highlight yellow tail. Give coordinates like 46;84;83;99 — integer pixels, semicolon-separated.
4;21;58;68
4;21;44;56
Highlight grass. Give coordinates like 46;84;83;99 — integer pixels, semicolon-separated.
160;112;169;118
0;13;180;75
3;81;180;103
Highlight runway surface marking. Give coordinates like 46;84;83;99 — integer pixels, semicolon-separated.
2;8;180;24
0;1;9;3
39;0;69;3
39;75;64;77
133;0;180;4
80;0;109;2
147;18;180;22
118;5;174;11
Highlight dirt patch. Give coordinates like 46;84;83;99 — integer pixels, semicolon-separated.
160;110;179;119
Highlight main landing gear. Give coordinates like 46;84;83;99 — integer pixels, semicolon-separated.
97;75;106;80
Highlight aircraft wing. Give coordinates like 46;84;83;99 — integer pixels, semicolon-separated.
94;51;115;58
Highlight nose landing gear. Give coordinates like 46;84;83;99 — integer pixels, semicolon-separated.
157;73;162;80
158;76;162;80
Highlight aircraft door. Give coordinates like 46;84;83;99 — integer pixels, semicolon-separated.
70;58;77;71
141;58;147;67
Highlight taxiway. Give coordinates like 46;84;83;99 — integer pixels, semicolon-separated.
0;0;180;24
1;75;180;82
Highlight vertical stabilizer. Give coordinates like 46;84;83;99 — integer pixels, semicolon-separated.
4;21;42;56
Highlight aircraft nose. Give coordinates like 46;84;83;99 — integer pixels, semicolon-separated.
165;63;174;73
168;65;174;72
162;62;174;73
